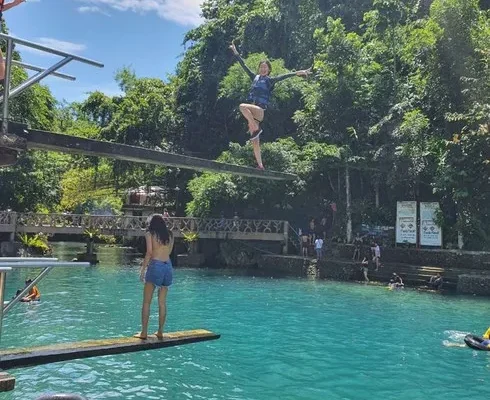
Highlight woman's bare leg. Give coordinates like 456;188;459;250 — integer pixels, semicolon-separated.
134;282;155;339
252;138;263;168
239;104;259;132
155;286;168;339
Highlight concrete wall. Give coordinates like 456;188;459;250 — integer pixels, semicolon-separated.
332;244;490;270
457;274;490;296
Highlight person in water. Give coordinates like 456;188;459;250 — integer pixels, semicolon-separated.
481;327;490;347
229;41;311;170
21;278;40;302
134;214;174;340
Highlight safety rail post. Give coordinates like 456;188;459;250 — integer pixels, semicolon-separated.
0;267;12;345
1;38;14;135
282;221;289;255
9;212;17;242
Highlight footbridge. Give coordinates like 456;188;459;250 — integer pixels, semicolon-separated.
0;212;288;243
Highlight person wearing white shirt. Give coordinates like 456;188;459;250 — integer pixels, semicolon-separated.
314;238;324;260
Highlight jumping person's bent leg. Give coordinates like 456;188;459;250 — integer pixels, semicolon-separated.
239;104;259;133
134;282;155;339
248;106;264;140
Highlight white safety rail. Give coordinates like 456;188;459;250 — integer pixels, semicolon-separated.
0;33;104;134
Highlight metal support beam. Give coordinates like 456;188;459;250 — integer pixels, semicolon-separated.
0;33;103;134
2;39;14;135
11;60;76;81
0;258;58;262
0;34;104;68
0;56;73;103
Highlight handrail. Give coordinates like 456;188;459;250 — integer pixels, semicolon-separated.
0;34;104;134
11;60;76;81
0;257;58;262
0;34;104;68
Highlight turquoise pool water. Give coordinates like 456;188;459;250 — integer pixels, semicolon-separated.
2;243;490;399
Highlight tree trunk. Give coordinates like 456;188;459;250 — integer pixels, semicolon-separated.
375;180;380;208
345;165;352;243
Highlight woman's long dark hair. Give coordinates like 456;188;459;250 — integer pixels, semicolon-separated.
147;214;171;245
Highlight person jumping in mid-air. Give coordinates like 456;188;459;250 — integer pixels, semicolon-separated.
229;42;311;170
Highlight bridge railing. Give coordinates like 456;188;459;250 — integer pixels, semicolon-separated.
0;212;286;236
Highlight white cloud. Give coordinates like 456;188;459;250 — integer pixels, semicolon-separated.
17;37;86;57
37;38;87;54
78;0;204;26
78;6;111;16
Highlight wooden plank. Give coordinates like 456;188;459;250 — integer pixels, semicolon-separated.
0;371;15;392
19;129;297;181
0;329;220;370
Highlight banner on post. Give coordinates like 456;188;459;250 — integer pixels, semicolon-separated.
396;201;417;244
420;202;442;247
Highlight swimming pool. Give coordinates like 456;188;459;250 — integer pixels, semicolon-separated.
2;243;490;399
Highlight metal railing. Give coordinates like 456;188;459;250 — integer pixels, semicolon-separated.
0;212;288;236
0;33;104;134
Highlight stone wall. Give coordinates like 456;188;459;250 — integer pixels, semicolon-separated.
0;241;20;257
177;254;206;268
210;240;281;269
457;274;490;296
317;259;358;281
258;255;306;277
332;244;490;270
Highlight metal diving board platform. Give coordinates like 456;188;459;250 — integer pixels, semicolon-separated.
1;120;296;180
20;127;296;180
0;329;220;370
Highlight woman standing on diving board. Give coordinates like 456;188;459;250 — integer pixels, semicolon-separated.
229;41;311;170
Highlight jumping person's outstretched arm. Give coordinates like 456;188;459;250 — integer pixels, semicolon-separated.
271;67;312;85
2;0;25;12
229;42;255;81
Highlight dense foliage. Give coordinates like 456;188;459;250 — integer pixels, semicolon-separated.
0;0;488;249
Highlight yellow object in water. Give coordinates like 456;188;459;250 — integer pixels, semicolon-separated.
483;327;490;339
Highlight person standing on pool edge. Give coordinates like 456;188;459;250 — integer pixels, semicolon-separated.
229;41;311;170
134;214;174;340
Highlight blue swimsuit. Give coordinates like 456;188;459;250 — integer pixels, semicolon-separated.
235;54;297;110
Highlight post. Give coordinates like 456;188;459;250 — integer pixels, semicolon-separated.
282;221;289;255
9;212;17;242
0;268;10;344
1;38;14;134
345;165;352;243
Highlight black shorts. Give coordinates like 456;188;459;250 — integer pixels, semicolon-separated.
253;101;267;110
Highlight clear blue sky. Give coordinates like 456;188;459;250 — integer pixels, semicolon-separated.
4;0;203;102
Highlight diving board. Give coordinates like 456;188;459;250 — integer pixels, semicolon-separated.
0;329;220;370
13;128;296;180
